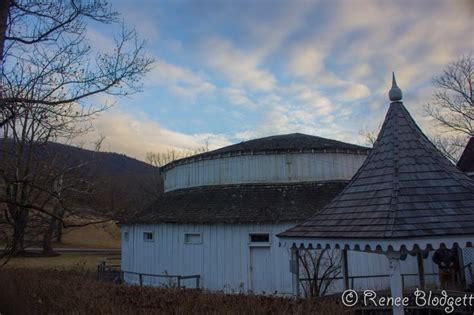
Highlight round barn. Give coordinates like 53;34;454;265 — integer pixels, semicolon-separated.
120;133;444;295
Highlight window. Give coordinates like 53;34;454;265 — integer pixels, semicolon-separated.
249;233;270;246
143;232;154;242
184;232;202;244
123;231;129;242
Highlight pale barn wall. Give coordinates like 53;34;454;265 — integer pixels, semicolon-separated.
121;223;296;295
163;153;367;192
122;223;439;295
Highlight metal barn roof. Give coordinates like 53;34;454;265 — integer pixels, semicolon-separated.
124;181;348;224
279;100;474;241
161;133;369;171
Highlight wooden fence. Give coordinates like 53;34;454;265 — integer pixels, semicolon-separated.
120;270;200;289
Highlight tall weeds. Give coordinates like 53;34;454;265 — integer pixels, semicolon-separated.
0;269;350;314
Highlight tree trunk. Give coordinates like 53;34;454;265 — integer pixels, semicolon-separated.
55;220;62;243
11;226;24;254
0;0;10;65
42;217;57;255
10;209;27;255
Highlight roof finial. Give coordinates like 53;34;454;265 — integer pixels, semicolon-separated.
389;72;402;102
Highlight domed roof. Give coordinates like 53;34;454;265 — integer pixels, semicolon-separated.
162;133;369;171
207;133;368;154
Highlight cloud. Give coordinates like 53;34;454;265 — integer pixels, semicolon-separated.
82;0;472;159
350;63;373;79
202;37;277;91
115;1;161;41
147;60;216;99
224;87;257;109
340;83;370;100
77;109;231;161
287;84;334;116
241;0;313;58
286;46;326;78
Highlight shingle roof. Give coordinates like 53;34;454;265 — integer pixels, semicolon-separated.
279;101;474;239
162;133;369;171
457;137;474;173
124;181;348;224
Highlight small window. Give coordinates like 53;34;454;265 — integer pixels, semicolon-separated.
185;233;202;244
123;231;129;242
143;232;154;242
249;233;270;246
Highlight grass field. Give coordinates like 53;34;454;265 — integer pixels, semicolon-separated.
4;252;116;272
58;222;121;249
0;221;121;250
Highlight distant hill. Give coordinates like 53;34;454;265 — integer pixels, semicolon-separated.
42;142;157;177
1;139;157;177
1;139;163;215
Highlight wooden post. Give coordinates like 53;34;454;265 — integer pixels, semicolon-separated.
342;249;350;290
388;255;405;315
139;274;143;286
457;247;465;286
291;247;300;297
196;276;200;289
177;276;181;288
416;251;425;289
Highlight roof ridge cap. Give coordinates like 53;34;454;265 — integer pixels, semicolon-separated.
384;104;401;237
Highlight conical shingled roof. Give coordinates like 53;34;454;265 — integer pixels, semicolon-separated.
279;101;474;240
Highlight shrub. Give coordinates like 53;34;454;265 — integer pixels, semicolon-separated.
0;269;350;314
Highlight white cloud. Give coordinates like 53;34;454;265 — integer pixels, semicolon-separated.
83;0;472;157
287;84;334;116
286;47;326;78
77;109;231;161
350;64;373;79
340;83;370;100
148;60;216;99
224;87;257;109
203;37;277;91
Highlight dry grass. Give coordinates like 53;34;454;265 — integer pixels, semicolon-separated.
0;269;351;314
0;221;120;249
58;222;120;249
4;252;114;271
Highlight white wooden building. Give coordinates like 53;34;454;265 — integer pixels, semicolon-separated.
121;133;441;295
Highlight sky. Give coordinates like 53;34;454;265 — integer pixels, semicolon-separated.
79;0;473;161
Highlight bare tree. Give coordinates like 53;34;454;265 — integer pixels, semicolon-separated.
298;248;342;297
1;0;153;127
0;0;152;259
145;145;209;167
0;106;112;256
425;55;473;160
359;124;381;148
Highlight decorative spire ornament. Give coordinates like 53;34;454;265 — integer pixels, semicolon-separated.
389;72;402;102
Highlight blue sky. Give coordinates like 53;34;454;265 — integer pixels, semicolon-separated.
81;0;473;160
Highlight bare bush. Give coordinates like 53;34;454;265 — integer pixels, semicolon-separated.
298;248;342;297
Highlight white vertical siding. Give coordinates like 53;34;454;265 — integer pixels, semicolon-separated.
121;223;439;295
122;223;294;294
164;153;367;192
